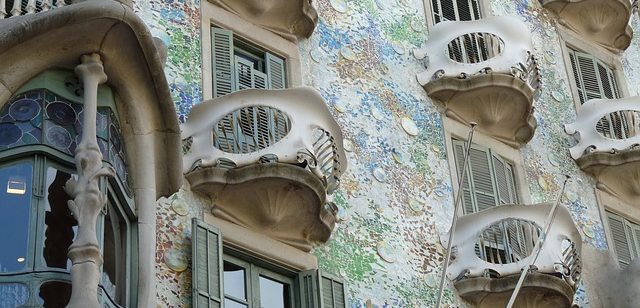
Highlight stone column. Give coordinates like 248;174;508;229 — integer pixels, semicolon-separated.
65;53;115;308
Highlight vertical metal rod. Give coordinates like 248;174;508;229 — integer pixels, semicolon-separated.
505;175;570;308
435;122;477;308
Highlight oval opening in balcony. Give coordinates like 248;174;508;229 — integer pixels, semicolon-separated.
596;110;640;140
213;106;292;154
447;33;504;64
474;218;541;265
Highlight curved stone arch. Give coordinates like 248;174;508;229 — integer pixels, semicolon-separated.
0;2;182;306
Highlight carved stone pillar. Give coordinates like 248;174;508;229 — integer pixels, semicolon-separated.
65;53;115;308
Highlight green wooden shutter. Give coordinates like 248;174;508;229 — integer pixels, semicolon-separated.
431;0;480;23
299;270;319;308
299;270;346;308
468;145;498;212
607;212;632;265
211;28;235;98
452;140;475;214
192;218;224;308
491;153;514;205
632;225;640;260
266;52;286;89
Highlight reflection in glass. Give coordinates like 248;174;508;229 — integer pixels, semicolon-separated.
0;283;30;307
223;262;246;300
0;162;32;273
103;201;127;304
38;281;71;307
43;167;77;270
259;276;290;308
224;299;248;308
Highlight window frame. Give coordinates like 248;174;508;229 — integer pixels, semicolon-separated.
443;117;532;214
201;3;302;100
597;189;640;266
422;0;492;30
558;26;630;111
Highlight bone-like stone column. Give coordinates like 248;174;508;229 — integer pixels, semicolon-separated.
65;53;115;308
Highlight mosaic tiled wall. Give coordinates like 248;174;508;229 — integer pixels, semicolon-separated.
134;0;640;307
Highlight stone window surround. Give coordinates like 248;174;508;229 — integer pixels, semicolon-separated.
442;117;533;210
200;3;302;101
558;25;631;112
421;0;493;30
596;189;640;263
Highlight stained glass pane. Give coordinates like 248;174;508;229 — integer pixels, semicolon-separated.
0;162;33;273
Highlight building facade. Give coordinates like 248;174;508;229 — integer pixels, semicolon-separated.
0;0;639;307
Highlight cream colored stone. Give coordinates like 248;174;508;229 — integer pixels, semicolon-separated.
204;214;318;270
541;0;633;52
207;0;318;41
0;2;182;306
415;16;541;148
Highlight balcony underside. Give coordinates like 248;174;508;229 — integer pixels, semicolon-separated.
186;163;335;252
425;74;536;148
455;273;574;308
541;0;633;51
576;150;640;206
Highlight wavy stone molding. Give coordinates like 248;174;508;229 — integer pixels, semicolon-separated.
182;87;347;251
444;203;581;307
540;0;633;51
207;0;318;40
415;16;541;148
565;97;640;205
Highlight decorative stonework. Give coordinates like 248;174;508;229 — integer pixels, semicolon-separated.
207;0;318;40
540;0;634;51
64;53;114;308
565;97;640;205
182;87;346;251
415;16;541;148
445;203;581;307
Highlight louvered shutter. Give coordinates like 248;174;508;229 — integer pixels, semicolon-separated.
211;28;235;98
468;145;498;212
632;226;640;259
320;272;346;308
431;0;480;24
266;52;286;90
235;56;254;91
299;270;319;308
452;140;475;215
192;219;224;308
491;153;515;205
299;270;346;308
608;212;633;265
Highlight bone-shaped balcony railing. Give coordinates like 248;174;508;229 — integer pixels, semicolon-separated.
445;203;581;288
181;87;347;195
415;16;541;96
565;97;640;160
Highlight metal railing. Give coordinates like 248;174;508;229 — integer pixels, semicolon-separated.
475;218;541;266
0;0;68;19
447;32;504;64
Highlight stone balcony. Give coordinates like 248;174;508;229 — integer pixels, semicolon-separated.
415;16;541;148
181;87;347;251
206;0;318;41
540;0;633;51
565;97;640;206
445;203;582;308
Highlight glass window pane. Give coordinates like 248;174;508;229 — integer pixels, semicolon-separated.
224;298;248;308
0;162;33;273
102;200;128;304
259;276;290;308
38;281;71;308
43;167;77;270
223;261;246;300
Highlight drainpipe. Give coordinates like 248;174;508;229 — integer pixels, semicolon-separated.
65;53;115;308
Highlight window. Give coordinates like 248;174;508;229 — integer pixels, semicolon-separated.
606;211;640;266
452;140;528;265
567;48;635;139
0;71;135;307
430;0;482;23
191;219;346;308
211;28;286;98
452;140;518;214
